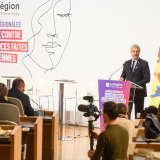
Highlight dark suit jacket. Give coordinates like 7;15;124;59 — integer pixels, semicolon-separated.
121;58;150;97
8;88;34;116
0;98;15;105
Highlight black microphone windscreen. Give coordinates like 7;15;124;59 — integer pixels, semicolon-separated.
78;104;88;112
83;96;93;102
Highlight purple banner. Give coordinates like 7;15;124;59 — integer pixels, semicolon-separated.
98;79;130;132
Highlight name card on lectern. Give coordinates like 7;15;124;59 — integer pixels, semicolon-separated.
98;79;130;132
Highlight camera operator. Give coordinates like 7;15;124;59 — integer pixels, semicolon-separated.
88;101;129;160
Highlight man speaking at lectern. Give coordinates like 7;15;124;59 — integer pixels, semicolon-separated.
119;44;150;118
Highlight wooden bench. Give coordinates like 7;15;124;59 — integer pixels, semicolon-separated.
42;111;58;160
129;143;160;160
135;119;145;128
20;117;43;160
0;125;21;160
132;128;145;142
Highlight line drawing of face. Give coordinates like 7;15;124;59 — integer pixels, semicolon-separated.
22;0;71;77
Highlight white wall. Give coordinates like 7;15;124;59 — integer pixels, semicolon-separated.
0;0;160;107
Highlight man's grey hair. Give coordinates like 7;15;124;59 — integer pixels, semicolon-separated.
130;44;141;52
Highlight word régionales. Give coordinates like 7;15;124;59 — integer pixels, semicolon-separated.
0;2;19;11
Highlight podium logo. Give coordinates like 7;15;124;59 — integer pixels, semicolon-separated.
106;83;109;87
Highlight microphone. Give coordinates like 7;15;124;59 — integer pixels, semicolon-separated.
109;63;125;80
29;98;41;109
83;96;94;103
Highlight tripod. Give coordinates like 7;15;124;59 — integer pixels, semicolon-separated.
88;120;94;151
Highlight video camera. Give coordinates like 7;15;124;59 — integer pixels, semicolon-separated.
78;96;101;121
78;96;102;150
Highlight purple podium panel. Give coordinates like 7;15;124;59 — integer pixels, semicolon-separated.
98;80;130;132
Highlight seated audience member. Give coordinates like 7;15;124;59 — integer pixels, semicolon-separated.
88;101;129;160
140;105;158;119
8;78;34;116
146;105;158;116
0;83;15;105
103;103;135;142
117;103;129;119
117;103;135;144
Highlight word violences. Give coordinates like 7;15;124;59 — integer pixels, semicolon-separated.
0;41;28;52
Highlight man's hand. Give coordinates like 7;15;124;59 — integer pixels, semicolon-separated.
4;95;8;101
88;130;99;139
126;113;129;119
119;77;124;81
88;150;95;158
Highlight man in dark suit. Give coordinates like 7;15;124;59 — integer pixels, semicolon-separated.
119;44;150;118
8;78;34;116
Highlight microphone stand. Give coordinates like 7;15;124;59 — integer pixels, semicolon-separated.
29;98;44;116
29;98;41;108
109;63;124;80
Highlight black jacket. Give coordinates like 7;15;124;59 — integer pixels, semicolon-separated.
0;98;15;105
121;58;150;97
8;88;34;116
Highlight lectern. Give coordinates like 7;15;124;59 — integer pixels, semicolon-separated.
128;82;143;119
